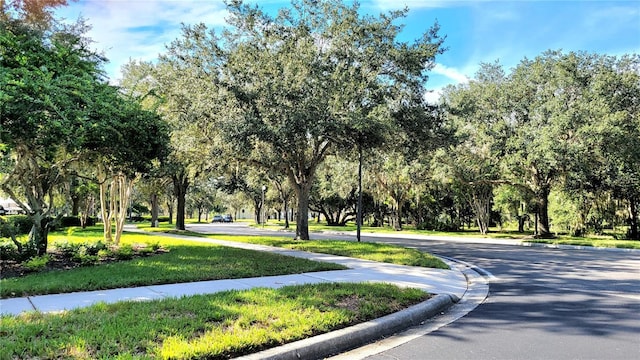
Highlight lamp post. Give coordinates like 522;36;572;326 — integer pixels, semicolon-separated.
261;185;267;228
357;142;363;242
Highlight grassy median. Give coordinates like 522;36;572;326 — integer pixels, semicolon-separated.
1;282;429;359
202;233;450;269
1;228;345;298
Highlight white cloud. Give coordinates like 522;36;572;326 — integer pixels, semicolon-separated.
57;0;229;81
423;87;443;104
431;63;469;84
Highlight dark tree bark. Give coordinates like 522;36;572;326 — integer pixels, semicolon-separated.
536;185;552;238
172;171;189;231
150;193;159;227
167;199;174;225
294;185;311;240
517;215;527;233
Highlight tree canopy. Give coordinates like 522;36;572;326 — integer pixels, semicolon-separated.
1;10;169;253
161;0;445;239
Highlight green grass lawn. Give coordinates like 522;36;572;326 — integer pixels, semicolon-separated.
528;236;640;249
1;225;444;359
1;282;429;359
204;234;450;269
249;220;640;249
253;220;535;238
1;227;345;298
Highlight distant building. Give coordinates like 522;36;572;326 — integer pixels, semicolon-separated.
0;198;26;215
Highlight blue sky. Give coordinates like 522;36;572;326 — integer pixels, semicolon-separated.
56;0;640;101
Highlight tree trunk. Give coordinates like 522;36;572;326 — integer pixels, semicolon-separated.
517;215;526;233
98;176;113;243
392;197;403;231
283;198;290;229
167;199;174;225
71;195;80;216
173;172;189;231
254;196;262;224
150;193;159;227
629;196;639;240
537;186;552;238
295;185;311;239
472;186;492;235
113;174;134;245
80;196;93;229
28;213;49;256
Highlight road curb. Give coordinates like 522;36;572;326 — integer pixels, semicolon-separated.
238;293;457;360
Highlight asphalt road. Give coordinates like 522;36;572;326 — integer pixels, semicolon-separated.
189;223;640;360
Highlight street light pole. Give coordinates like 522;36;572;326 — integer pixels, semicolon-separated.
357;142;363;242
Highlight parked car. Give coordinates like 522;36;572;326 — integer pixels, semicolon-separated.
212;215;223;223
222;214;233;223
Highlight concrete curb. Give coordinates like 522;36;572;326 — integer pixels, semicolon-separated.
238;293;457;360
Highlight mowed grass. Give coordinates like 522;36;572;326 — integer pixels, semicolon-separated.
1;227;345;298
200;234;449;269
255;220;640;248
529;237;640;249
255;220;535;239
1;283;429;359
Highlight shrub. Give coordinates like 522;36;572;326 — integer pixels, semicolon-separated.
54;216;97;228
0;240;37;261
149;241;162;251
0;242;20;261
23;255;50;272
0;215;32;237
114;245;134;260
54;241;83;258
54;240;108;262
142;216;170;223
73;253;99;266
60;216;81;227
84;241;107;256
97;249;112;259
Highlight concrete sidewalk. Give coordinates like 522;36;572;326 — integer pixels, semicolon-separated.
0;233;468;316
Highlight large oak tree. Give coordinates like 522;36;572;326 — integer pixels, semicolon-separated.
162;0;444;239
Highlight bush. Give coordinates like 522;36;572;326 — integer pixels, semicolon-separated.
149;241;162;251
73;252;99;266
23;255;50;272
97;249;112;259
54;241;83;258
84;241;107;256
59;216;97;228
0;242;20;261
416;218;460;232
0;215;32;237
0;240;37;261
142;216;170;223
114;244;134;260
54;240;108;259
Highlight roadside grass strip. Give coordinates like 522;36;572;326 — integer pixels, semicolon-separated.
0;283;429;359
1;230;345;298
202;235;449;269
528;237;640;249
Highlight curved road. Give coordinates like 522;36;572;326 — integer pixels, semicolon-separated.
189;223;640;360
